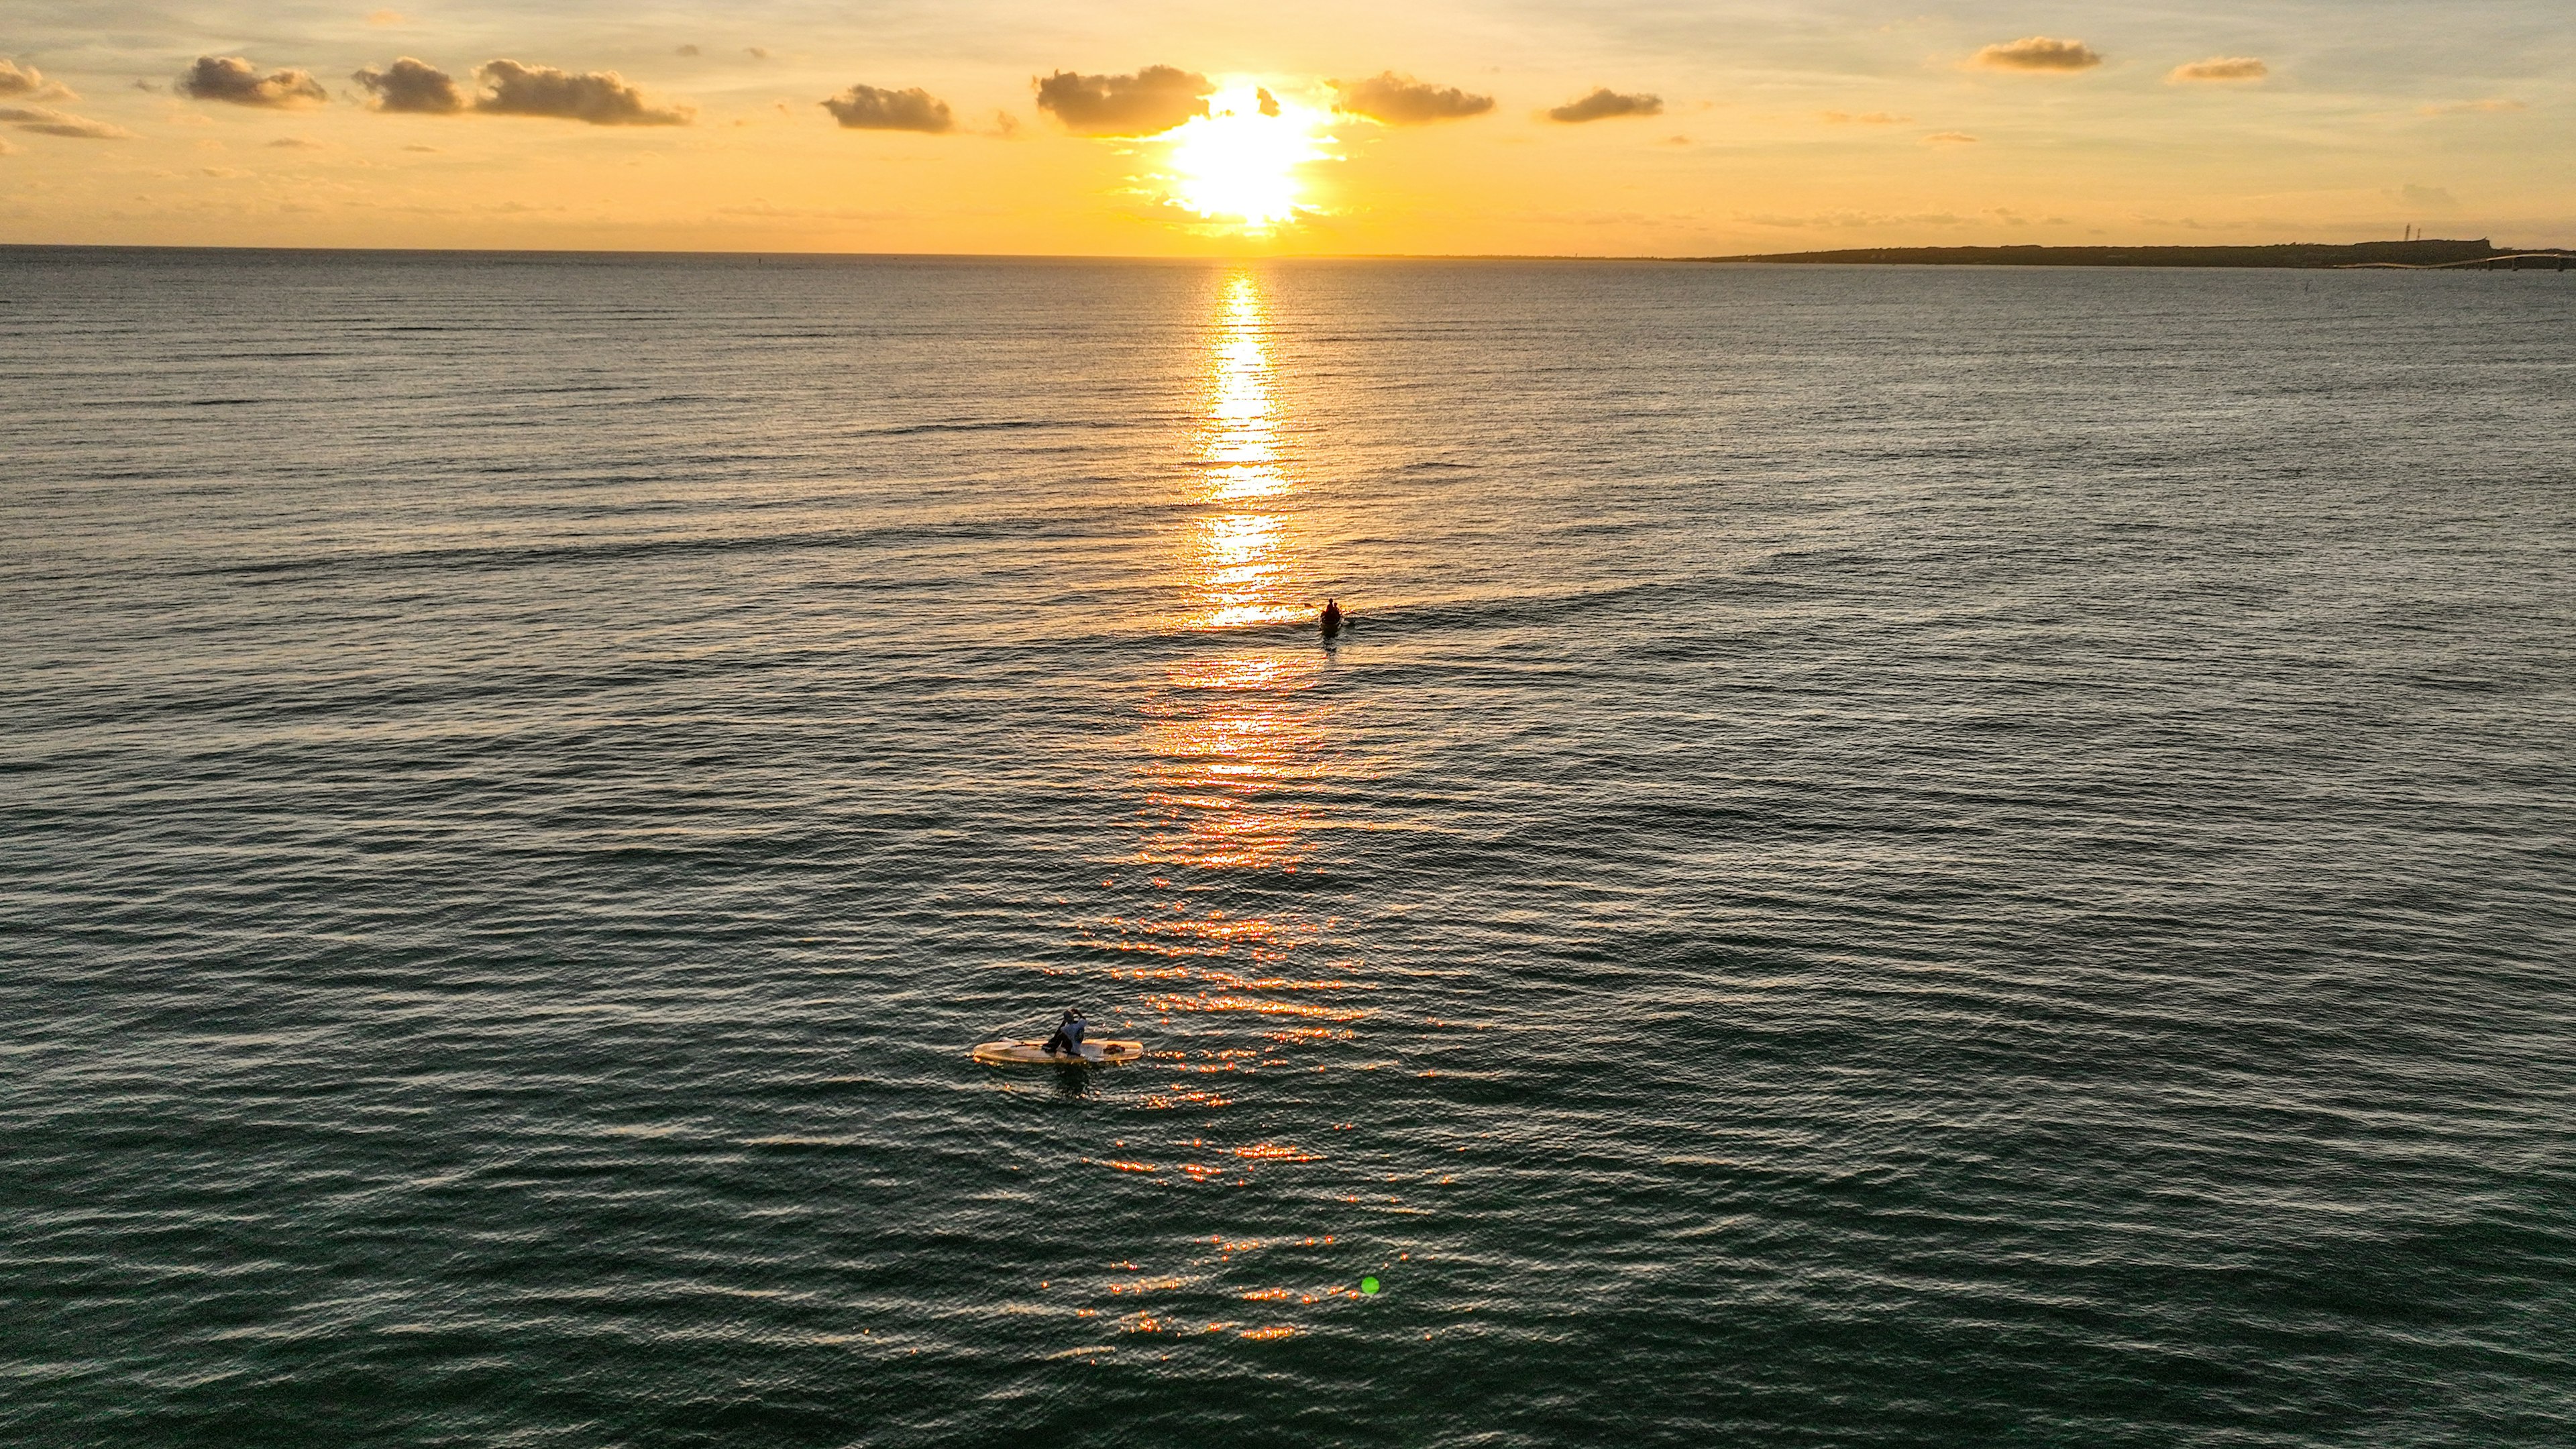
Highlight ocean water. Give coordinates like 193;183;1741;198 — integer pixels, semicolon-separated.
3;248;2572;1447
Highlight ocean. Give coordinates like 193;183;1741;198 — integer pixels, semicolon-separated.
4;248;2571;1446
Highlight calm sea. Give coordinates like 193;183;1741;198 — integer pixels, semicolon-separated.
4;249;2572;1446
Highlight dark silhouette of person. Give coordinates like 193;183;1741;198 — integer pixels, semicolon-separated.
1320;598;1343;637
1042;1008;1087;1057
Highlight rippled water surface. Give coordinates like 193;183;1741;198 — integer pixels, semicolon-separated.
5;250;2573;1446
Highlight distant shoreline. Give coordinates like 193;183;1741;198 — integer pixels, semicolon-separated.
1696;239;2575;270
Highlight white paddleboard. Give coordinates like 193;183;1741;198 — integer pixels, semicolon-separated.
971;1039;1144;1065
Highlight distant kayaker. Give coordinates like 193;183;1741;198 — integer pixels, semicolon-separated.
1320;598;1344;637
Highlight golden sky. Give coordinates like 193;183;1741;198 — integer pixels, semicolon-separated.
1;2;2567;254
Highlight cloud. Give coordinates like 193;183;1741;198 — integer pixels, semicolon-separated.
0;58;76;102
747;48;769;60
1924;131;1979;144
2168;56;2267;83
1547;88;1662;123
474;60;691;125
267;135;325;148
368;9;406;24
1969;37;2103;72
822;83;954;133
354;57;466;114
1821;111;1909;125
1034;65;1210;136
1332;71;1493;125
178;55;329;108
2420;98;2524;116
402;143;440;152
2399;183;2459;209
676;45;700;57
0;104;135;138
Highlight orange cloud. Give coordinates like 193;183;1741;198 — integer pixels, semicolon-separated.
1;104;135;138
1969;37;2103;72
2169;57;2267;83
2419;98;2524;116
0;57;76;102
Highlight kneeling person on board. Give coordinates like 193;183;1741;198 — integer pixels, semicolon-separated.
1042;1009;1087;1057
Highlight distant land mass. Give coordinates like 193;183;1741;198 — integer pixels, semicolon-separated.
1699;239;2575;270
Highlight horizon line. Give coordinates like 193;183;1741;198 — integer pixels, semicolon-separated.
0;237;2550;266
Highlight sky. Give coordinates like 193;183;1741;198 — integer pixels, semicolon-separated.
1;1;2567;255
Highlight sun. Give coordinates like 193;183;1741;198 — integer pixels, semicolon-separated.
1162;83;1330;230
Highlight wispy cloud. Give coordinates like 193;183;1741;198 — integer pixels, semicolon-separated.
0;104;135;139
0;58;76;103
1546;88;1662;123
367;9;407;25
268;136;325;149
1034;66;1210;136
178;56;328;108
1332;72;1494;125
1968;37;2103;73
822;83;955;133
2169;57;2267;83
1821;111;1909;125
354;57;466;114
1923;131;1979;145
2419;98;2524;116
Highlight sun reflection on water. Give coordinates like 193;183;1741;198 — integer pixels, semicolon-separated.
1049;274;1389;1326
1186;276;1307;625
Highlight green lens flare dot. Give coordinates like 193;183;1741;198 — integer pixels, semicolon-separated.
1360;1277;1381;1295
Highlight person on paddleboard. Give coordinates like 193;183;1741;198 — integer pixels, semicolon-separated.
1320;598;1344;637
1042;1008;1087;1057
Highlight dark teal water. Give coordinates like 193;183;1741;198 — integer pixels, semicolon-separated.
4;250;2573;1446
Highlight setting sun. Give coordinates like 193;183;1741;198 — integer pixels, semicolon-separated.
1161;84;1331;230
